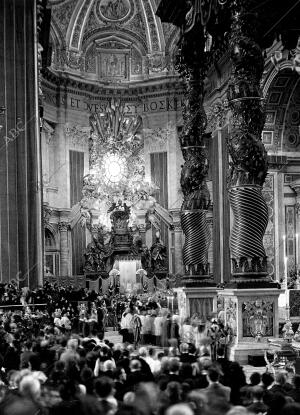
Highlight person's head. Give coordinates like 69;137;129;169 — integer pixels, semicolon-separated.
148;347;155;358
67;338;78;351
261;371;274;388
94;376;114;399
114;366;127;382
130;359;141;372
123;391;136;405
251;386;264;402
275;371;288;386
207;366;220;383
19;375;41;401
103;360;115;372
168;358;180;374
180;343;189;354
138;347;148;358
166;382;182;403
157;352;164;361
250;371;261;386
165;403;194;415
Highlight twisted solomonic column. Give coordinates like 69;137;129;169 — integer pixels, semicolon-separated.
226;1;275;284
175;11;212;286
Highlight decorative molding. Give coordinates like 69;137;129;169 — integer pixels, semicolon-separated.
242;299;274;339
65;123;90;146
289;179;300;197
58;221;71;232
43;205;53;225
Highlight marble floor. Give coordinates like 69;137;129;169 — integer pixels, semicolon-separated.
104;330;266;381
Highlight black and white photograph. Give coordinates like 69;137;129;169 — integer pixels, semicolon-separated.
0;1;300;414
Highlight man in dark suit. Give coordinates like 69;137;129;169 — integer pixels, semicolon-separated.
203;366;231;403
126;359;148;391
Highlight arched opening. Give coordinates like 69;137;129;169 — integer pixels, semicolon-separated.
44;228;59;277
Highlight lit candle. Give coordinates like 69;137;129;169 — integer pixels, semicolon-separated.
284;256;290;319
171;296;174;312
296;233;299;270
283;235;286;257
284;256;288;289
167;297;170;309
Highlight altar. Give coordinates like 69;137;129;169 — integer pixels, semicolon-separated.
112;257;142;294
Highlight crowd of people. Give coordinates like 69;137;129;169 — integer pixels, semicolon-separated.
0;282;299;415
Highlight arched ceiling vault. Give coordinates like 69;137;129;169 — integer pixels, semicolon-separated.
48;0;178;82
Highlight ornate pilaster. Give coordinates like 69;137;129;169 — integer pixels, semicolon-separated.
226;1;276;286
172;221;184;276
175;4;212;286
58;221;70;276
43;204;53;226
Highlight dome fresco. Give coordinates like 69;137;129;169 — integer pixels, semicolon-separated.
48;0;179;82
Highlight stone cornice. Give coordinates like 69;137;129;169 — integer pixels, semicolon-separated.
267;155;288;171
41;68;184;98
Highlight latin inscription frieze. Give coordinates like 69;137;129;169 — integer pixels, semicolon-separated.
43;90;184;114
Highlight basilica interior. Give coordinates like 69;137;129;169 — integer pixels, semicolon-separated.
1;0;300;361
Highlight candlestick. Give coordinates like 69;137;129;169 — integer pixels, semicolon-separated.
171;296;174;312
284;256;290;320
167;297;170;309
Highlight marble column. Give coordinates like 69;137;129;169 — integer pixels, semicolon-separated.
225;2;277;287
175;7;212;286
219;1;282;360
0;0;43;288
173;222;184;276
290;179;300;272
58;221;70;276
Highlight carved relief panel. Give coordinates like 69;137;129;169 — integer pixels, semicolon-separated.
97;48;130;82
242;299;274;338
225;297;237;336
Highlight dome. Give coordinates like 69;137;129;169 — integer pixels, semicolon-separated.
48;0;179;83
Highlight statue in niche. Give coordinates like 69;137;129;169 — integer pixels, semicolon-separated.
150;231;168;272
131;236;151;270
83;231;112;274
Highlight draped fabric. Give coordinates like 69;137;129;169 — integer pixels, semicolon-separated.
119;260;139;292
189;298;213;320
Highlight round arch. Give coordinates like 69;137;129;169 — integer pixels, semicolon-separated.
263;68;300;152
44;226;60;276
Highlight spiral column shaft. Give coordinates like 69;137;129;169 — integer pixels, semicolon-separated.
181;210;211;276
226;3;271;283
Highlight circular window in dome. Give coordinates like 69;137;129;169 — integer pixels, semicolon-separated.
287;134;299;148
103;153;127;184
99;0;131;21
